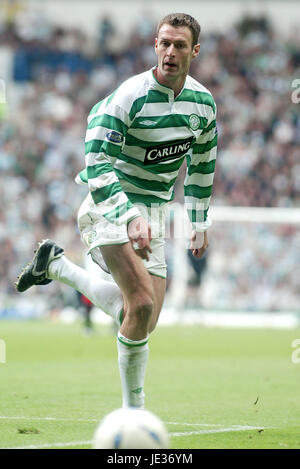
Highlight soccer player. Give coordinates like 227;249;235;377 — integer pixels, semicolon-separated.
16;13;218;410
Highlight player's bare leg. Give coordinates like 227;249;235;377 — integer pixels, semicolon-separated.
100;242;155;341
148;275;166;333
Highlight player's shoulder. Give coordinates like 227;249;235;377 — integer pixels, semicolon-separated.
186;74;215;98
88;70;151;119
185;75;216;113
118;70;150;94
109;70;151;113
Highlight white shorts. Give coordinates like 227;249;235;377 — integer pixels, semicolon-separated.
77;193;167;279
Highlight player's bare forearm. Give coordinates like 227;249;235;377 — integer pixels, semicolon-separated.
190;230;209;258
127;216;152;261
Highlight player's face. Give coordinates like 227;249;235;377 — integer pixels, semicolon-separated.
155;24;200;90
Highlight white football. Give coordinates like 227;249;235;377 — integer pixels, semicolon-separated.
92;407;169;449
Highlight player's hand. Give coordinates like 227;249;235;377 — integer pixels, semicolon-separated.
190;230;208;258
127;216;152;261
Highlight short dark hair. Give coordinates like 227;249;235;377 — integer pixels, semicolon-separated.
156;13;201;47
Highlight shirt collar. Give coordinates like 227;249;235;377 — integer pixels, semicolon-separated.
149;66;188;99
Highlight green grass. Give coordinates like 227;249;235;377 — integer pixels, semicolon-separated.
0;320;300;449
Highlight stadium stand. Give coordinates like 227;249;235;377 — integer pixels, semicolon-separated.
0;7;299;317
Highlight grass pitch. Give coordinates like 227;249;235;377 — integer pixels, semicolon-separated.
0;319;300;449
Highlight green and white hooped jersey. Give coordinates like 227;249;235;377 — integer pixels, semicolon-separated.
76;67;217;231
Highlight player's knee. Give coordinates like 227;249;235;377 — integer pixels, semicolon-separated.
135;295;154;319
129;294;154;326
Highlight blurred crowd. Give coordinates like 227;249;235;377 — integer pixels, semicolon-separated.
0;4;299;316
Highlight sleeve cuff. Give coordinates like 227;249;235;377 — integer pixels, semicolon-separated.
191;215;212;232
126;211;141;226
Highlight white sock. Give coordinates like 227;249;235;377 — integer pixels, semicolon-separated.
117;332;149;409
48;256;123;326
